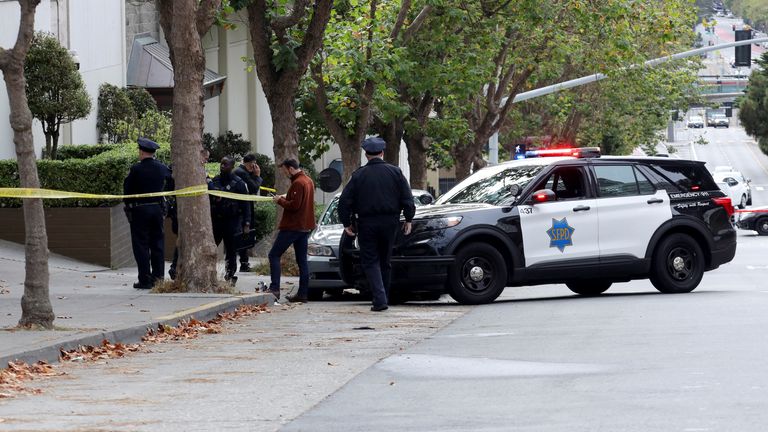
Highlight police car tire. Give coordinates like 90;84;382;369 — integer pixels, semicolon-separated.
448;243;507;305
755;217;768;236
650;234;705;294
565;280;612;296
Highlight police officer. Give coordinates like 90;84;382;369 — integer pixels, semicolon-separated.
209;157;251;285
123;137;172;289
233;153;263;272
338;137;415;311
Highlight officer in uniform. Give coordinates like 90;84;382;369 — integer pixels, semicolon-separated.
123;137;172;289
209;157;251;285
338;137;415;311
233;153;263;272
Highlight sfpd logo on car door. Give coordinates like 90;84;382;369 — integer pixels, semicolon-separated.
547;218;575;252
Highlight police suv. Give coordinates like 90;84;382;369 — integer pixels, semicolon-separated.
339;148;737;305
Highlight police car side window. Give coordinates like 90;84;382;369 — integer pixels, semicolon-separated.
540;167;587;201
635;167;656;195
594;165;640;197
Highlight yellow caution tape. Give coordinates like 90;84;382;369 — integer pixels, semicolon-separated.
0;184;278;202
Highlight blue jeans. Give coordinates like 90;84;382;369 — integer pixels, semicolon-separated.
268;230;310;297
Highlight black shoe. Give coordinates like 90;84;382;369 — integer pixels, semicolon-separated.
133;282;152;290
224;275;238;286
286;294;308;303
268;289;281;300
371;305;389;312
239;263;251;273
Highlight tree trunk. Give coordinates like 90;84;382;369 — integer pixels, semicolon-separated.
50;129;59;160
404;132;428;189
454;153;473;182
380;119;403;166
339;138;361;185
43;131;52;159
0;0;55;328
164;0;218;292
267;94;300;195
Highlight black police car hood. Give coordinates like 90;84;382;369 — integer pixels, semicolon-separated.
410;203;492;220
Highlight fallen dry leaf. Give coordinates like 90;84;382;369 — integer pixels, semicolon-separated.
0;288;9;295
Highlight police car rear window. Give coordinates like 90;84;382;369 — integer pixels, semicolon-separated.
647;163;718;193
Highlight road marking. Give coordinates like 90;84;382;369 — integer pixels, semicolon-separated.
747;266;768;270
757;187;765;191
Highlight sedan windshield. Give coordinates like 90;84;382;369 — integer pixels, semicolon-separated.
436;164;545;206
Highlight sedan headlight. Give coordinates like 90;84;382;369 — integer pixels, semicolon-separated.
308;243;335;256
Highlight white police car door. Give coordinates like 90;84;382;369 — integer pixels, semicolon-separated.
519;166;600;266
592;164;672;258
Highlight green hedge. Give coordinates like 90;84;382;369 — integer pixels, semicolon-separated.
55;144;115;160
0;143;167;208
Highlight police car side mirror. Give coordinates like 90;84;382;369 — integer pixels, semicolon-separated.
532;189;556;204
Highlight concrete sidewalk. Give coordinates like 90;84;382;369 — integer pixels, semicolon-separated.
0;240;285;366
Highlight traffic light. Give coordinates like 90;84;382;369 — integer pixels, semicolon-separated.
734;30;752;67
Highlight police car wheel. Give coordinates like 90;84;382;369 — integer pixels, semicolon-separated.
565;280;612;296
448;243;507;305
755;217;768;236
650;234;704;294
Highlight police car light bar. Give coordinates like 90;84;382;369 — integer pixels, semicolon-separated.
524;147;601;159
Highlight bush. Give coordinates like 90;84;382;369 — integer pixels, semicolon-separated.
55;144;115;160
204;131;253;162
114;110;172;145
97;83;134;143
253;201;277;244
0;142;171;208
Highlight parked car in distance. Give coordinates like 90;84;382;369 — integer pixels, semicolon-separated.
735;206;768;235
306;189;435;300
687;115;704;128
707;113;730;128
713;170;752;209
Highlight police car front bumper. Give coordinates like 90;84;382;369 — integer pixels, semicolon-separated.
389;256;454;289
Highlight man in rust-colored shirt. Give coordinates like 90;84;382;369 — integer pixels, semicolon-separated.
269;158;316;302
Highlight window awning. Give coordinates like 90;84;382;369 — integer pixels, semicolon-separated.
126;35;226;109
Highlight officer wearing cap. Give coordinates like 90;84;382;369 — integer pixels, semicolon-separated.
123;137;172;289
338;137;415;311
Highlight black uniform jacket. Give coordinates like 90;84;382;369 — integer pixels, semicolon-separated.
209;173;252;225
123;158;172;205
234;165;263;195
338;158;415;227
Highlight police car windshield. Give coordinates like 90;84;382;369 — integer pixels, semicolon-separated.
436;164;545;205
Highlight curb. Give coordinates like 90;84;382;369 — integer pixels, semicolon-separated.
0;293;275;367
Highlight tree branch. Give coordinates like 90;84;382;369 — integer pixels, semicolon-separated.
156;0;174;61
310;62;349;145
401;5;432;43
196;0;222;37
291;0;334;85
390;0;412;40
246;0;278;95
271;0;310;31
